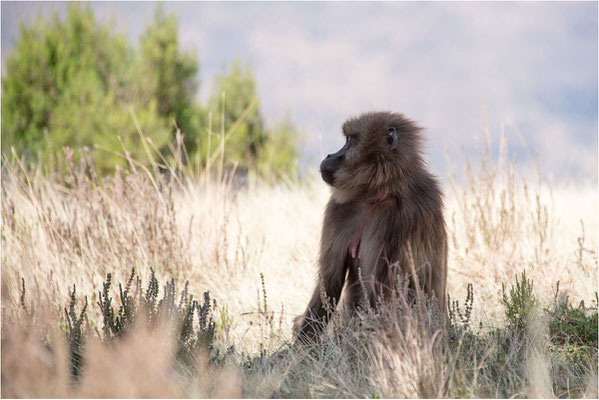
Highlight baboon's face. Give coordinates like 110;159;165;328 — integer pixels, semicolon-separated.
320;111;421;190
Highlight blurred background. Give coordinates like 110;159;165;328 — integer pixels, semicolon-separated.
2;1;597;183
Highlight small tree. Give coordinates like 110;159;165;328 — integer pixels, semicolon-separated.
208;60;267;170
2;4;300;180
136;5;203;157
1;3;171;173
258;112;301;181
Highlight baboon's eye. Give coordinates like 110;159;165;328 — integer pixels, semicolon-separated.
346;135;357;145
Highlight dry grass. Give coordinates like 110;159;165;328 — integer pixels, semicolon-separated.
1;128;597;397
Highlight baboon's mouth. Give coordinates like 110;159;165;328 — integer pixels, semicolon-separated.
320;168;336;186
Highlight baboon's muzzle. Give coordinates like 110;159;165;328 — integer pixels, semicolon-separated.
320;161;337;185
320;145;346;186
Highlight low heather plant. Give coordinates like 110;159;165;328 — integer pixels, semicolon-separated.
64;285;88;381
19;268;219;384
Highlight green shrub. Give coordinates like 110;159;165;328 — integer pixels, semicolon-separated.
545;283;598;388
501;270;537;332
547;283;598;348
2;4;300;180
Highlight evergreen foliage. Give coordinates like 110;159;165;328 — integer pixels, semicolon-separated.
136;5;202;156
2;3;299;179
208;60;267;170
1;4;171;174
501;270;537;333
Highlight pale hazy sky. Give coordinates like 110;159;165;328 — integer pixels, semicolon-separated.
2;1;597;183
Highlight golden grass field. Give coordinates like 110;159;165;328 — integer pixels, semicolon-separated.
2;133;597;398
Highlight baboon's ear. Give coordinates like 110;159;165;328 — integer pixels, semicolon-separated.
387;127;398;150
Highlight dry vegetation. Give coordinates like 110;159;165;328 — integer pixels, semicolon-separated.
1;127;597;398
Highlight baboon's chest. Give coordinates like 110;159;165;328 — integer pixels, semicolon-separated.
328;201;389;261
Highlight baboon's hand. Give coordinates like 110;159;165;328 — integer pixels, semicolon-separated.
292;313;304;334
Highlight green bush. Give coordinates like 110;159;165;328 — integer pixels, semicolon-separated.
447;274;597;397
547;284;598;348
2;4;300;180
1;4;172;174
501;270;537;333
546;283;598;379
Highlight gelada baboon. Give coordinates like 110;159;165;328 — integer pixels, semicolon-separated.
296;111;447;341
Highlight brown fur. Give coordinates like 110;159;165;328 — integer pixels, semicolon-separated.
295;111;448;341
